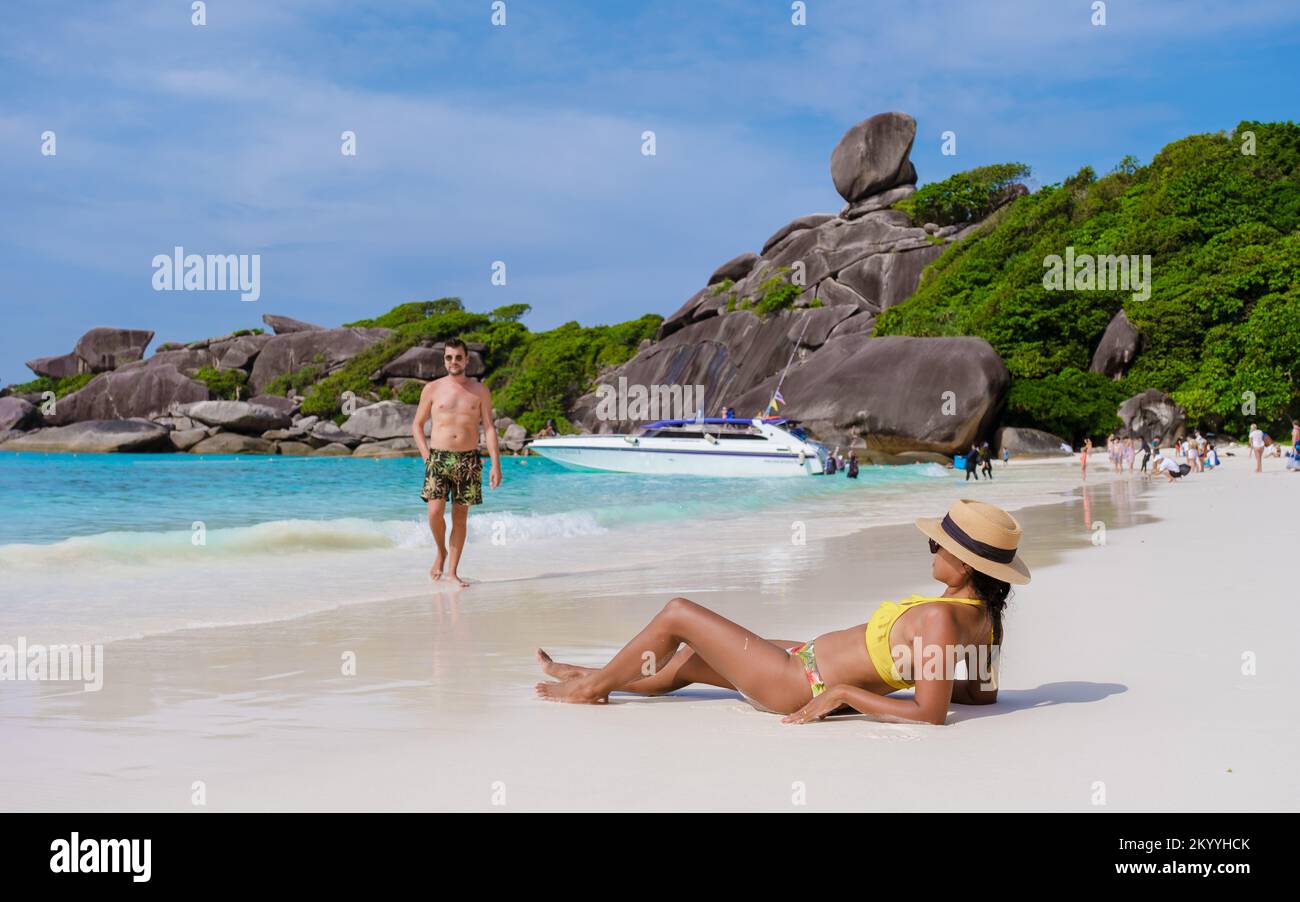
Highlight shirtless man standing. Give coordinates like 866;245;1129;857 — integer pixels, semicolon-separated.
411;338;502;586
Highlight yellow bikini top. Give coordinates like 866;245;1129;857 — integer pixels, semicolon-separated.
865;594;995;691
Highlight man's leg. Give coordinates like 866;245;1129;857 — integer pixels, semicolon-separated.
445;503;471;586
427;498;448;579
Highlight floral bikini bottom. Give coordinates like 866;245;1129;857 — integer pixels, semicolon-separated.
788;641;827;698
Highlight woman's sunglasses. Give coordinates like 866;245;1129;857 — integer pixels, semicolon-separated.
928;539;940;554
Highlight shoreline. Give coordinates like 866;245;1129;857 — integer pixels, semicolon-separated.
1;457;1295;811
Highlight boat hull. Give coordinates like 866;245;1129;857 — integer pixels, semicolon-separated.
529;441;820;478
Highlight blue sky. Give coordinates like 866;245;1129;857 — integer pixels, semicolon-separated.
2;0;1298;384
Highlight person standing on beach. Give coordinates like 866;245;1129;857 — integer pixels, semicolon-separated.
1139;437;1151;474
1248;423;1265;473
1080;438;1092;481
980;442;993;479
411;338;503;586
965;444;979;481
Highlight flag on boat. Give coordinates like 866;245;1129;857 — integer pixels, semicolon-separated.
774;389;786;404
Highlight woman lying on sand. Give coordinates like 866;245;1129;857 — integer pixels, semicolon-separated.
536;499;1030;725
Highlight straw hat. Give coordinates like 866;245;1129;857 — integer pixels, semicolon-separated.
915;499;1031;585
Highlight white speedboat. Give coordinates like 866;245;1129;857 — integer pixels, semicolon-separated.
527;417;827;477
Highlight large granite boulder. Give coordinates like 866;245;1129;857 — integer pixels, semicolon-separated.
1089;310;1140;379
0;419;171;453
309;421;362;448
246;394;299;417
352;437;419;458
189;433;278;454
761;214;838;256
121;348;215;377
995;426;1072;457
573;310;812;432
310;442;354;457
248;327;392;394
1118;390;1185;444
341;401;417;440
168;428;208;451
25;352;86;380
829;112;918;203
835;243;946;313
74;327;155;372
262;314;325;335
182;400;293;433
210;333;274;370
47;365;208;425
729;335;1009;454
0;397;39;432
708;253;759;286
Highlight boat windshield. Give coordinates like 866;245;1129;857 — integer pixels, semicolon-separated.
639;419;767;440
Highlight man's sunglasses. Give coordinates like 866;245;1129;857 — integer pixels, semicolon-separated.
928;538;940;554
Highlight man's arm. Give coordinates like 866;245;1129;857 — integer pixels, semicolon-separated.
480;386;502;488
412;386;433;461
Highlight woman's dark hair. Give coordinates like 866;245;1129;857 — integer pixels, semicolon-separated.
969;569;1012;645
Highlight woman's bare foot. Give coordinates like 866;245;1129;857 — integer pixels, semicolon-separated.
447;571;471;587
535;649;594;681
535;678;609;704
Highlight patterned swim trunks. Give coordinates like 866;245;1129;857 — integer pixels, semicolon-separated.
420;449;483;506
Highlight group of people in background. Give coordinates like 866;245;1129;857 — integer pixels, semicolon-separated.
962;442;1002;481
824;449;860;478
1080;419;1300;482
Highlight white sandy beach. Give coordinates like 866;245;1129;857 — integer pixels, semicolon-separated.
2;450;1296;812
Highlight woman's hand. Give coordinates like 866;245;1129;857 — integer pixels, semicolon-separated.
782;687;843;724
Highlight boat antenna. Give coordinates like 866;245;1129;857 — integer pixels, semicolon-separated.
767;310;813;417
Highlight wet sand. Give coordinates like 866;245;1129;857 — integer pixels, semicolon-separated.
2;453;1296;811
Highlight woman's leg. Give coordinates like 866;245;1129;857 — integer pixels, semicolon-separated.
536;598;810;713
537;640;800;694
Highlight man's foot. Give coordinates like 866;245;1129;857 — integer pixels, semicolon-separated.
430;548;447;581
535;678;608;704
447;571;471;587
536;649;594;681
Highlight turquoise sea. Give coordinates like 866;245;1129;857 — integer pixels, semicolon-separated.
0;450;974;643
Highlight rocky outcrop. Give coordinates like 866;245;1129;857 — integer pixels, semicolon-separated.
0;397;39;432
1089;310;1140;379
47;365;209;425
310;442;354;457
211;333;274;370
1118;390;1185;444
829;112;917;203
0;419;171;453
352;437;419;458
25;352;85;380
309;421;362;448
995;426;1072;456
168;428;209;451
120;348;215;378
587;110;1032;454
708;253;759;286
262;314;325;335
182;400;292;433
189;433;278;454
246;395;299;417
341;401;417;440
276;441;315;456
728;336;1009;454
73;328;155;372
248;327;392;394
